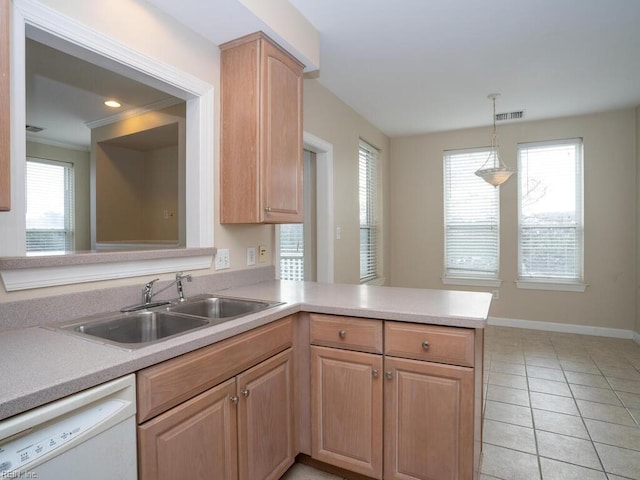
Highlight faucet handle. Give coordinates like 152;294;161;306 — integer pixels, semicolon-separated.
142;278;160;303
175;271;192;282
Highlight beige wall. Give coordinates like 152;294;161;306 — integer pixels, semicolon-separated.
26;141;90;250
390;109;637;331
303;79;390;284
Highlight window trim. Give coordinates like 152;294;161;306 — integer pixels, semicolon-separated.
516;137;585;290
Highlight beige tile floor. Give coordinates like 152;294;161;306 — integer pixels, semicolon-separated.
281;325;640;480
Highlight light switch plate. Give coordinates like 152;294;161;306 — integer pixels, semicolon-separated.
246;247;256;266
214;248;230;270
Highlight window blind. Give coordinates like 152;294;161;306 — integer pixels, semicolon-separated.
518;138;583;282
26;158;74;252
443;148;499;278
359;140;378;282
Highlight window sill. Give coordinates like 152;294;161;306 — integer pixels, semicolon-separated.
0;248;215;291
361;277;386;286
442;276;502;288
516;280;587;292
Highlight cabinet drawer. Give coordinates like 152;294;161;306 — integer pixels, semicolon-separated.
385;321;474;367
310;314;382;354
137;316;293;423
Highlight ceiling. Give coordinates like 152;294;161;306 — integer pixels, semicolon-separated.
151;0;640;137
26;38;180;149
27;0;640;145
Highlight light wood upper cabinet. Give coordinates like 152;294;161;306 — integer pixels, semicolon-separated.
0;0;10;211
220;32;304;224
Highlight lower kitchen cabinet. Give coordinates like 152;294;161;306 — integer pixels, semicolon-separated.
237;348;295;480
136;317;295;480
139;348;294;480
138;378;238;480
310;345;383;479
384;356;474;480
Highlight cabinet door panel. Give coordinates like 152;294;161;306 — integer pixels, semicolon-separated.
384;357;474;480
311;346;383;479
138;378;238;480
261;40;303;222
237;348;295;480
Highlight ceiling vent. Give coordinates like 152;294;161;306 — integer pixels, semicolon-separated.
495;110;524;121
26;124;44;133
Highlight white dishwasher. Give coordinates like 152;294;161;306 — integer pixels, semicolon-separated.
0;374;137;479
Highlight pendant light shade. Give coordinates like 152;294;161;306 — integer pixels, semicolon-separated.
475;93;514;187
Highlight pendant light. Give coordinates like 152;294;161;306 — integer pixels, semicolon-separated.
474;93;514;187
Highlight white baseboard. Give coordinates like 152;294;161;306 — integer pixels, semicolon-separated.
488;316;639;345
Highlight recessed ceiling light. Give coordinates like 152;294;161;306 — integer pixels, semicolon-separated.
104;100;121;108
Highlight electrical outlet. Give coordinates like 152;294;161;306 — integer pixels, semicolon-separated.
214;248;230;270
246;247;256;266
492;290;499;300
258;245;267;263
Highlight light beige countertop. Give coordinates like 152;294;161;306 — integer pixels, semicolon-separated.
0;280;491;421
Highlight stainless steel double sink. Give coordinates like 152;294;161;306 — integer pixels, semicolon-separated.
52;295;282;349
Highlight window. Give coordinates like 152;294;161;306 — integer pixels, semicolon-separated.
279;223;304;280
517;138;584;289
359;140;378;282
443;148;500;282
25;158;74;252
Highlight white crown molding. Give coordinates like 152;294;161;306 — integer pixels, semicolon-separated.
26;133;90;152
85;97;184;130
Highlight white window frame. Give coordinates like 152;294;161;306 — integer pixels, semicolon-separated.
516;138;586;292
359;140;379;284
442;147;502;288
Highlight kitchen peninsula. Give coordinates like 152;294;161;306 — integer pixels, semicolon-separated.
0;274;491;479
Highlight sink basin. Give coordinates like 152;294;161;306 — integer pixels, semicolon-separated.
56;311;210;349
168;296;274;319
50;294;283;350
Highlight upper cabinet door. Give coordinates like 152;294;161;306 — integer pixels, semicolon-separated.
220;32;304;224
0;0;10;211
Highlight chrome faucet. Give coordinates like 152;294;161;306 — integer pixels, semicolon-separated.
143;272;193;303
121;272;192;312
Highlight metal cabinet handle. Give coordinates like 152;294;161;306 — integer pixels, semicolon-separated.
338;330;346;339
372;369;379;378
265;207;272;213
385;371;393;380
422;340;430;350
241;389;250;398
230;395;239;405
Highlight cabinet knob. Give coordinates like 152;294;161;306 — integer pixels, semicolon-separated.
338;330;346;339
230;395;239;405
265;207;272;213
385;371;393;380
241;389;250;398
372;369;379;378
422;340;430;350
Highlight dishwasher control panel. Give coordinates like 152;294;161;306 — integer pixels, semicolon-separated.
0;399;126;474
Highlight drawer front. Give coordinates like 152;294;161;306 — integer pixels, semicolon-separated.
310;314;383;354
137;315;293;423
385;321;474;367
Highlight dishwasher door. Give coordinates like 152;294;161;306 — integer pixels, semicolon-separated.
0;374;137;479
